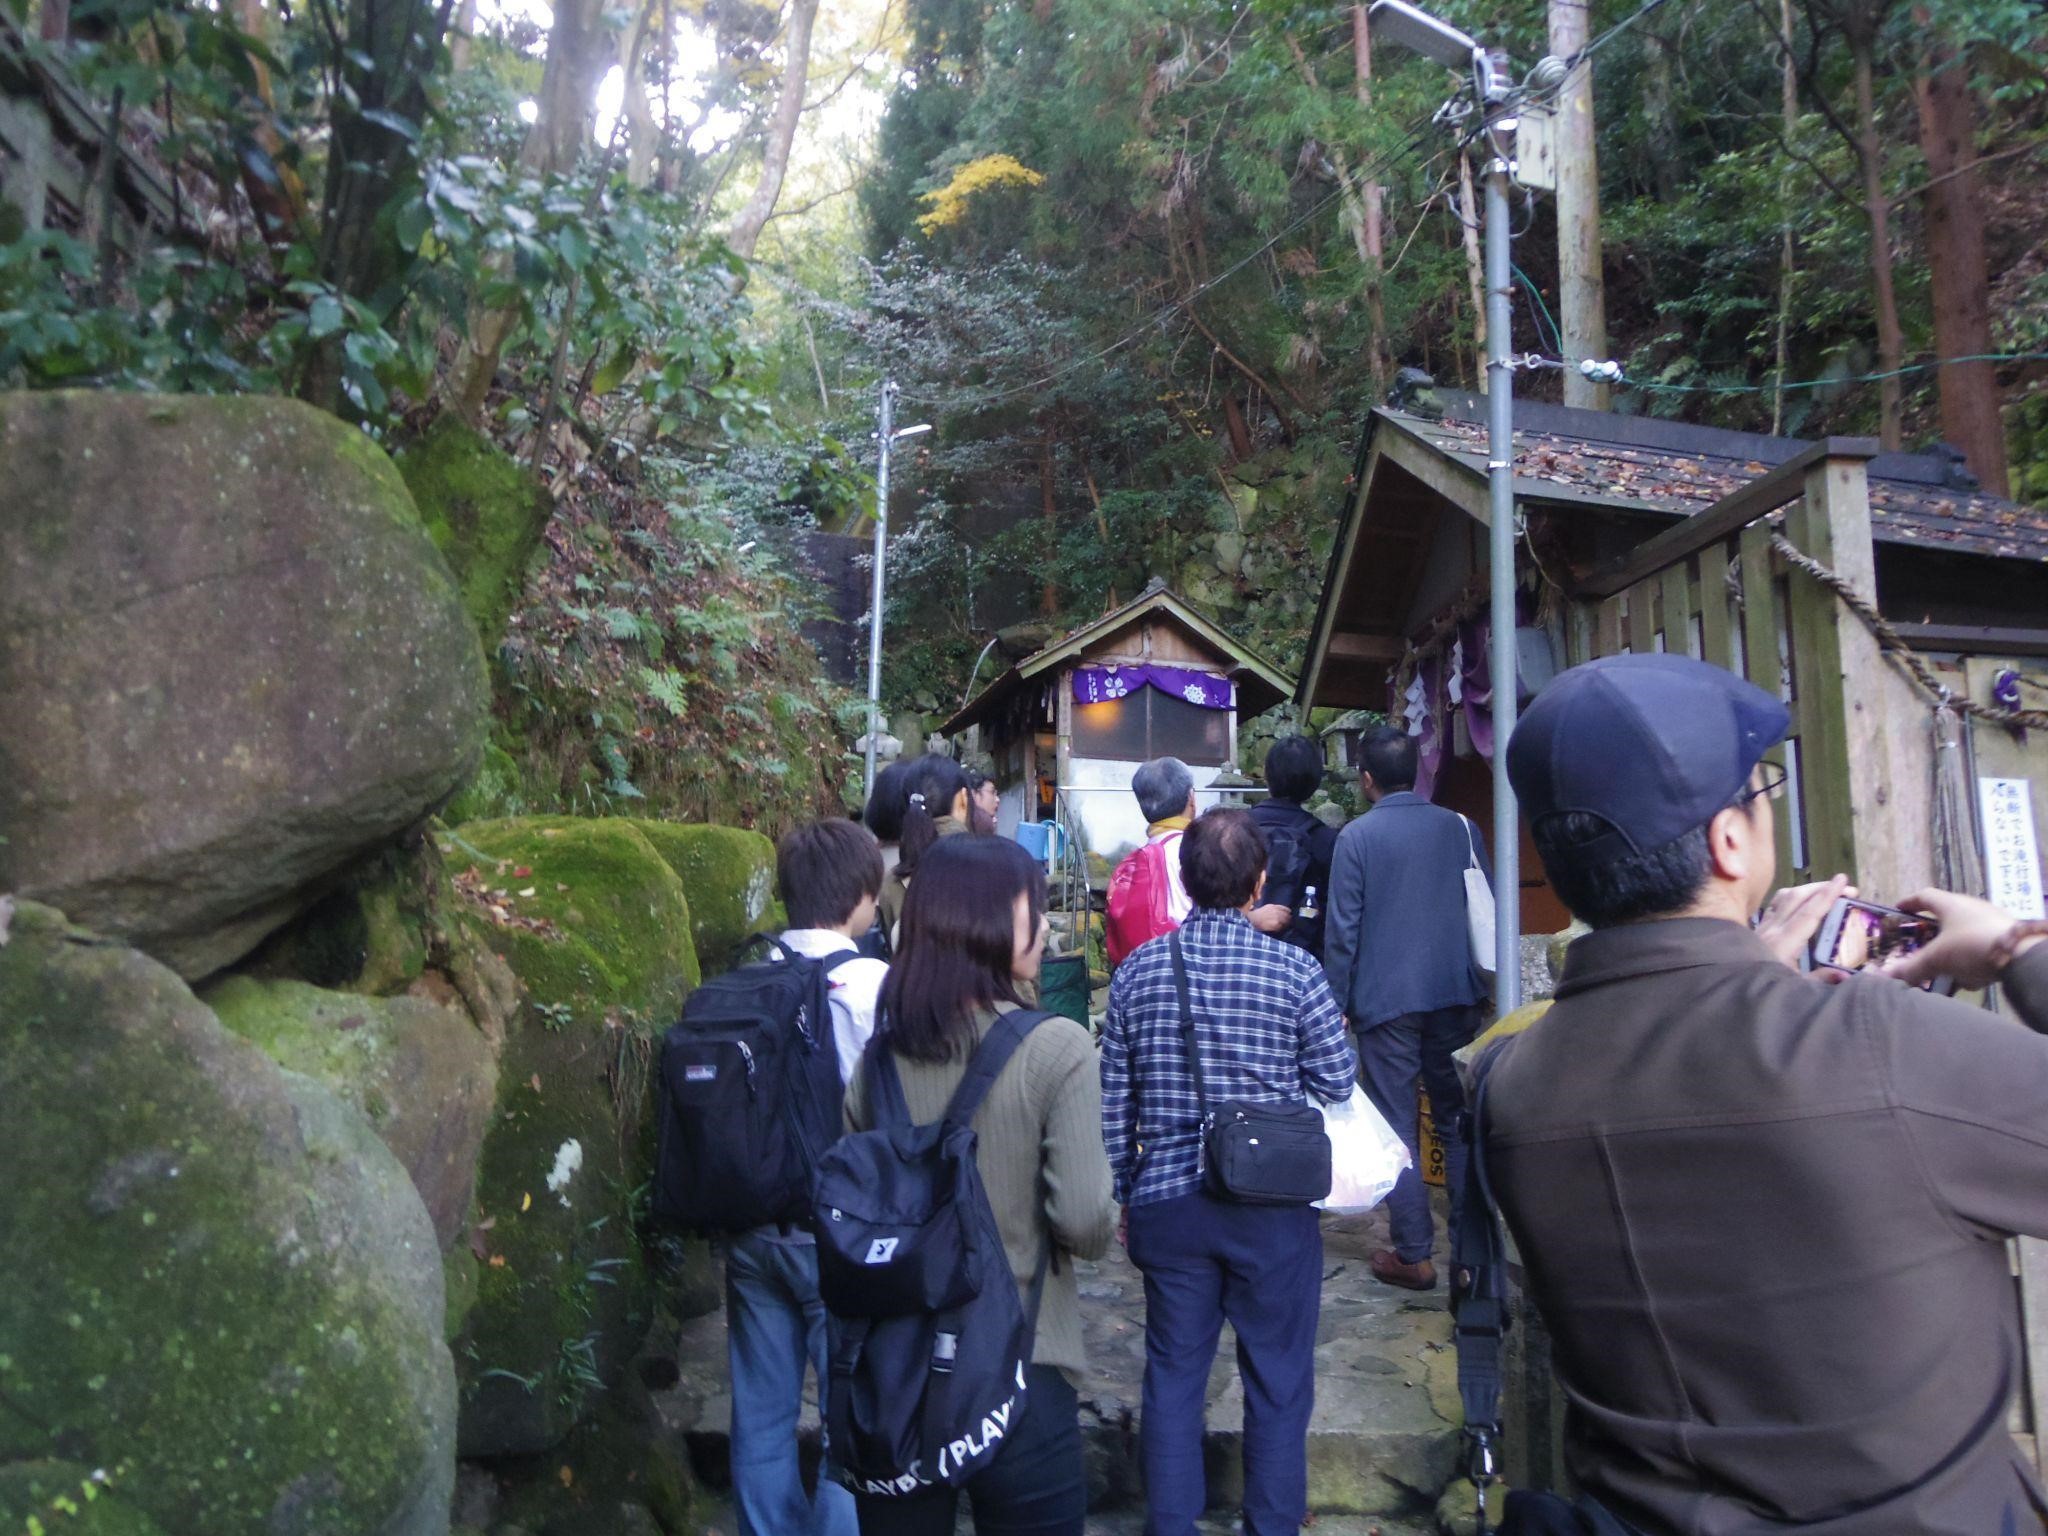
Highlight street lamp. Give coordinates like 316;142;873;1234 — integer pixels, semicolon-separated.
1368;0;1522;1008
864;378;933;800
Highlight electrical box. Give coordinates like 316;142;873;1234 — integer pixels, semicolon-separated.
1513;102;1558;192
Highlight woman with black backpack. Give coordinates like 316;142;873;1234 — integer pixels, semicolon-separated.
841;835;1114;1535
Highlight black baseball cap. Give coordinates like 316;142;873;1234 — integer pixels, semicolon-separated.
1507;654;1789;859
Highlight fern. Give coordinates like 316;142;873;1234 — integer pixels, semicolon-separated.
639;666;688;719
603;605;645;643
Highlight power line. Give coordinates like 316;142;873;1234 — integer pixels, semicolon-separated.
1523;350;2048;395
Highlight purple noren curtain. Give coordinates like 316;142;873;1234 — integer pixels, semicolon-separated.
1072;664;1234;710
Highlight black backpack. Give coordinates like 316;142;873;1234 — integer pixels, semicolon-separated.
1256;806;1324;954
814;1010;1053;1497
652;938;856;1233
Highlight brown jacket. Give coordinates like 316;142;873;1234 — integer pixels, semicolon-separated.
1487;917;2048;1536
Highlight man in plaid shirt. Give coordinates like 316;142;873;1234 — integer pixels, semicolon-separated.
1099;808;1356;1536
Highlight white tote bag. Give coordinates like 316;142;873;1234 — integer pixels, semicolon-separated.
1314;1093;1412;1212
1462;816;1497;976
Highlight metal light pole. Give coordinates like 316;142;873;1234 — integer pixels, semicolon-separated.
862;381;932;801
1368;0;1522;1008
1479;60;1523;1010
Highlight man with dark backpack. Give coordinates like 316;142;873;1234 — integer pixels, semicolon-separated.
653;818;887;1536
1248;733;1339;959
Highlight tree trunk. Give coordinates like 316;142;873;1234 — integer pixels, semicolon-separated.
1914;41;2007;493
725;0;820;260
305;0;454;410
1772;0;1798;433
1352;6;1389;395
1458;149;1487;394
449;0;478;71
1847;20;1904;449
1039;429;1061;616
1641;27;1681;203
445;0;612;423
1549;0;1609;409
621;0;664;189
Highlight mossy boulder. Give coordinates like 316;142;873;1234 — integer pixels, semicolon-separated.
446;739;529;827
0;901;456;1536
0;392;488;980
203;976;499;1251
451;1002;658;1457
398;421;552;650
432;818;689;1456
0;1462;168;1535
627;820;778;973
440;817;700;1021
240;842;438;996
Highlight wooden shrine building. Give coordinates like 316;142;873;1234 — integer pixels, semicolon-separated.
943;582;1292;862
1299;391;2048;936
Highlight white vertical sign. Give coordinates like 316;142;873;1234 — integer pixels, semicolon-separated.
1979;777;2046;920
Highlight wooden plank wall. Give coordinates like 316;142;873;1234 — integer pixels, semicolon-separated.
1565;511;1816;885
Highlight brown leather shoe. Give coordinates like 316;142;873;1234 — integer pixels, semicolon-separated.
1370;1249;1439;1291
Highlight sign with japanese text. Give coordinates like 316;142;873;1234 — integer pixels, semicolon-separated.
1979;777;2046;920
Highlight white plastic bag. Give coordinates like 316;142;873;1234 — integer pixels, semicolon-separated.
1314;1092;1412;1212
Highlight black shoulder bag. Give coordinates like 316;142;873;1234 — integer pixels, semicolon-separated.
1455;1046;1640;1536
1169;932;1331;1205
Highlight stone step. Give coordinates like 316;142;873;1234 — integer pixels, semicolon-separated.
654;1207;1462;1525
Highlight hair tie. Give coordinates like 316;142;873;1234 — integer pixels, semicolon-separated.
909;792;927;808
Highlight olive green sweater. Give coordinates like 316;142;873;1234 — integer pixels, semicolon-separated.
845;1004;1115;1384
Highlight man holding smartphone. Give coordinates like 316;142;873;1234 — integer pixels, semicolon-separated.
1485;653;2048;1535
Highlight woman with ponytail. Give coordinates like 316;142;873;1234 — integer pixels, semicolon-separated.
877;753;972;948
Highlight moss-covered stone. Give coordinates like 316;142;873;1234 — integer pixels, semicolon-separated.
429;818;688;1456
627;820;777;974
0;1461;167;1535
0;902;456;1536
0;391;487;979
485;1370;696;1536
203;975;499;1251
452;1005;656;1458
241;843;437;996
399;419;553;650
446;739;529;827
440;817;700;1022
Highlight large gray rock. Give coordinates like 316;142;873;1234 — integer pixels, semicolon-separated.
0;392;487;979
204;976;500;1252
0;900;457;1536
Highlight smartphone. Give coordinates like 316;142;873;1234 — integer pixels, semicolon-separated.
1810;897;1947;989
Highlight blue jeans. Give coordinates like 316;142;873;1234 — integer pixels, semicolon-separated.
726;1232;858;1536
1127;1193;1323;1536
1355;1005;1482;1265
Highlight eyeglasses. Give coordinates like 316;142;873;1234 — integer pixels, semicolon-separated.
1735;763;1788;807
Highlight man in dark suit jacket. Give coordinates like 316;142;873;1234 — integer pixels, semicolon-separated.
1323;725;1492;1291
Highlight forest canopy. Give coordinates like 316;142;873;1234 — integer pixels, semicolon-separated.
3;0;2044;723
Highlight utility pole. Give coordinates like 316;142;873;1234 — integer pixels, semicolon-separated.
1368;0;1522;1010
862;382;932;801
1548;0;1608;410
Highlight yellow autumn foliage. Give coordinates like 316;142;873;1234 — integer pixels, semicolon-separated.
915;154;1048;235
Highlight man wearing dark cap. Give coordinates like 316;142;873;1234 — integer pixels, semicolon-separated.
1487;652;2048;1534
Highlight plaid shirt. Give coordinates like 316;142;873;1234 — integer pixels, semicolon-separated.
1100;907;1356;1208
